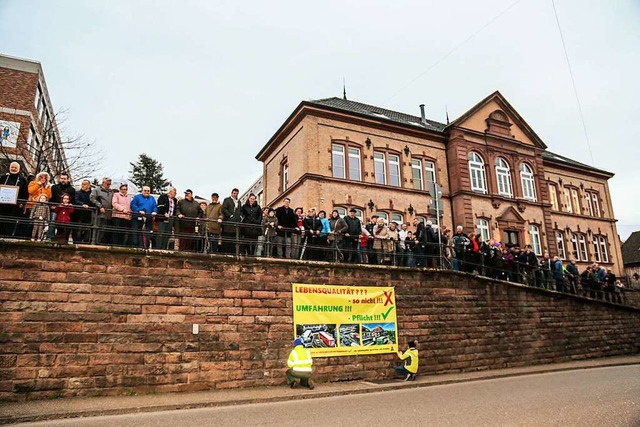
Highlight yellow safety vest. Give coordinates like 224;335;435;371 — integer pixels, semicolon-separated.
287;345;313;372
399;347;418;374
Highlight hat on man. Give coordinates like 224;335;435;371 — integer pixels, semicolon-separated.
349;208;357;213
184;189;193;194
211;192;219;197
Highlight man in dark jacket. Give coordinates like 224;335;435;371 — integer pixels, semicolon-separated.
452;225;470;272
343;209;362;263
0;161;28;237
156;187;177;250
73;179;95;243
47;172;76;240
275;197;297;259
302;208;323;261
221;188;243;253
566;259;580;294
90;177;115;244
176;189;200;252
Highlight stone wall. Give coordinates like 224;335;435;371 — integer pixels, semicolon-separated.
1;241;639;401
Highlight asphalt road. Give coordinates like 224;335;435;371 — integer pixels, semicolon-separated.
20;365;640;427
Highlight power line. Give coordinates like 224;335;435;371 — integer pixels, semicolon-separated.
383;0;526;104
551;0;595;166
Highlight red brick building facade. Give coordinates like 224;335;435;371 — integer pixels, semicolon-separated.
256;91;623;274
0;54;67;177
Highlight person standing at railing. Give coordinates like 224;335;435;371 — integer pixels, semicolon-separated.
342;208;361;263
604;269;617;302
412;217;425;267
291;207;305;260
302;208;322;260
274;198;297;259
52;193;75;243
565;259;579;294
317;210;331;261
327;210;347;262
0;162;29;237
203;193;224;253
386;222;399;265
26;171;52;238
176;189;199;252
46;172;75;241
30;194;50;241
241;193;262;256
552;256;565;292
221;188;243;254
522;245;539;287
452;226;470;272
259;207;278;257
155;187;177;250
539;252;553;289
73;179;96;244
90;177;115;245
111;183;132;247
130;186;157;249
371;217;389;265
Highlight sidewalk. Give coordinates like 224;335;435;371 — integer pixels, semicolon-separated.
2;355;639;425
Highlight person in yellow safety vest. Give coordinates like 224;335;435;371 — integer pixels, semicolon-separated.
395;340;418;381
286;338;314;389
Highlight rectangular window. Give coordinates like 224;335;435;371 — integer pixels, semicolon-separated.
571;188;581;214
571;233;580;261
578;235;588;261
391;214;403;225
476;219;490;243
591;193;601;217
556;231;566;260
389;154;400;187
424;160;436;187
332;144;345;179
411;159;423;190
563;188;572;213
599;236;609;263
281;162;288;192
549;184;559;211
374;152;386;185
592;237;601;263
26;125;34;154
529;225;542;256
34;84;42;110
348;147;361;181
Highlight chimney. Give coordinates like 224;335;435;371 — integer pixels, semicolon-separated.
419;104;427;125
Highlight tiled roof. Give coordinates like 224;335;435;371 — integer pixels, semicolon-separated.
621;231;640;266
308;97;447;132
541;151;613;176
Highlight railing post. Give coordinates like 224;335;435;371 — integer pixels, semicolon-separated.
234;223;240;258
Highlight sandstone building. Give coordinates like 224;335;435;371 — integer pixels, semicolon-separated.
0;53;67;176
255;91;622;274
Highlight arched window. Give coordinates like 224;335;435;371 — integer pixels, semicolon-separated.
495;157;513;197
520;163;536;201
374;212;388;223
334;207;347;217
391;213;403;225
468;152;487;194
476;219;490;242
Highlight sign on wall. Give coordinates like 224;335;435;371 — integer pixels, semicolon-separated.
0;120;20;148
292;283;398;357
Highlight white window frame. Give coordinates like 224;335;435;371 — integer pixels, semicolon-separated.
354;209;364;223
348;147;361;181
529;225;542;256
332;144;345;179
578;235;588;261
375;212;388;223
571;233;580;261
389;154;401;187
549;184;559;211
592;237;602;263
468;152;487;194
391;213;403;225
476;219;490;243
591;193;601;217
281;162;288;192
563;188;573;213
495;158;513;198
571;188;581;214
335;207;346;217
520;163;537;201
374;152;386;185
599;236;609;263
556;231;566;260
411;159;423;190
424;160;436;187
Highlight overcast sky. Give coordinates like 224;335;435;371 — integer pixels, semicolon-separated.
2;0;639;239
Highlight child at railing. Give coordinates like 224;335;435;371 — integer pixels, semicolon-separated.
52;193;75;243
30;194;50;241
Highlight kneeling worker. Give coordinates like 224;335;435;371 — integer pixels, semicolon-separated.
286;338;314;389
395;340;418;381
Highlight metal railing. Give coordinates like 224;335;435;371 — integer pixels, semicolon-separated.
0;201;626;305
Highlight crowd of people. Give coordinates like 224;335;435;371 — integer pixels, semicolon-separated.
0;162;626;304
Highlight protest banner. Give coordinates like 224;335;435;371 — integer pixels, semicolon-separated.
292;283;398;357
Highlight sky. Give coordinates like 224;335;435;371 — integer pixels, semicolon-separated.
2;0;639;239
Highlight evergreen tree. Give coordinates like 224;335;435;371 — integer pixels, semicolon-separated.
128;154;170;194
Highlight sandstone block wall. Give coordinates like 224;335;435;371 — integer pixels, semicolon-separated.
0;241;638;401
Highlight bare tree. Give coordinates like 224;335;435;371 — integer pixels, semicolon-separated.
0;108;104;182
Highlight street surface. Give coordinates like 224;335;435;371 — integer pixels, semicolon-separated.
20;365;640;427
